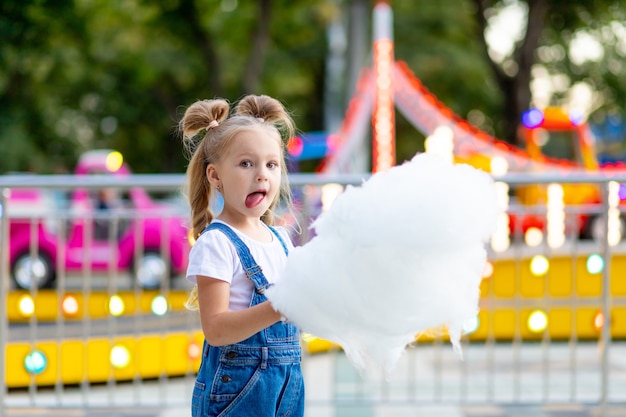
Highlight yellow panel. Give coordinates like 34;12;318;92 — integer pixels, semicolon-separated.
415;327;447;345
612;307;626;337
610;256;626;296
492;309;516;340
87;293;109;318
33;341;58;386
169;291;191;310
36;291;60;321
303;337;340;355
520;260;545;297
117;293;137;315
192;332;204;372
8;290;192;323
7;292;28;322
86;339;111;383
576;307;599;339
137;335;164;378
563;184;599;205
6;332;208;388
61;340;85;384
5;343;32;388
519;308;545;341
164;334;195;376
478;277;491;297
139;291;158;312
111;337;137;381
576;266;602;296
548;258;572;297
455;154;491;172
7;291;60;322
548;308;572;339
5;342;59;387
574;256;599;292
517;184;546;205
491;260;516;297
467;309;490;341
61;292;86;321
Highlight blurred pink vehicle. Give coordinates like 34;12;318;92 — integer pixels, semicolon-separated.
6;150;190;290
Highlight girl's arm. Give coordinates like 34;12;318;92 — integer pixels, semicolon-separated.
196;276;282;346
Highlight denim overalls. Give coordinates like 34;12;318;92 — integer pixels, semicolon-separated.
191;222;305;417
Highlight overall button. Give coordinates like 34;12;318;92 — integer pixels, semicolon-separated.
221;375;232;383
227;351;237;359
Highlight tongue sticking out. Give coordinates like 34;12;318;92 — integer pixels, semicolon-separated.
245;192;265;208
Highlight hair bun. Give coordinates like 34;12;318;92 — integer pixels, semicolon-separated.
235;95;295;140
180;99;230;139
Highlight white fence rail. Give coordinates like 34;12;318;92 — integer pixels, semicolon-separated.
1;171;626;416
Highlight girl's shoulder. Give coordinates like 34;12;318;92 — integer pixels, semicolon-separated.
201;220;294;251
195;223;236;250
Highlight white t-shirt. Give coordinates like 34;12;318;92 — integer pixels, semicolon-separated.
186;220;294;311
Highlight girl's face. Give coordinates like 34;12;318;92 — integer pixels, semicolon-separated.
210;127;283;221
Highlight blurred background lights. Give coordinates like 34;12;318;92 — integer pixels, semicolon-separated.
300;333;318;343
220;0;238;12
607;181;622;246
188;341;201;361
151;295;169;316
586;254;604;274
490;156;509;177
524;227;543;247
530;255;550;276
593;311;605;331
61;295;80;317
546;183;565;249
482;261;494;279
24;350;47;375
462;316;480;335
490;181;510;252
521;108;544;129
424;125;454;164
568;108;584;126
105;151;123;172
287;136;304;158
187;229;196;247
321;183;344;213
18;295;35;317
110;345;131;369
108;295;125;316
528;310;548;333
619;184;626;201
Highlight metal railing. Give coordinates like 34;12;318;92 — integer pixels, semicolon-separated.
1;170;626;416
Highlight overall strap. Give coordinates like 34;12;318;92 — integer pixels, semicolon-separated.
203;222;287;294
268;226;289;256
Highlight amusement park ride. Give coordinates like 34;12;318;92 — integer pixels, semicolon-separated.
290;1;626;352
5;0;626;388
6;150;190;291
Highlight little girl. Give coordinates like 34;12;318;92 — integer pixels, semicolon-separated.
180;95;304;417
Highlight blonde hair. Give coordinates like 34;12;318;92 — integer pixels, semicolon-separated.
179;95;296;310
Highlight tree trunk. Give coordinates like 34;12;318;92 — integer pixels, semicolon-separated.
177;0;223;97
473;0;549;146
243;0;272;94
507;0;548;145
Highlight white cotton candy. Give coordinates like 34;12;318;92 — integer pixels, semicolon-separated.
266;152;499;375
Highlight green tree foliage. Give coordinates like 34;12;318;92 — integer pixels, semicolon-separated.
0;0;329;173
1;0;625;173
390;0;626;152
392;0;501;161
471;0;626;144
0;0;86;172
